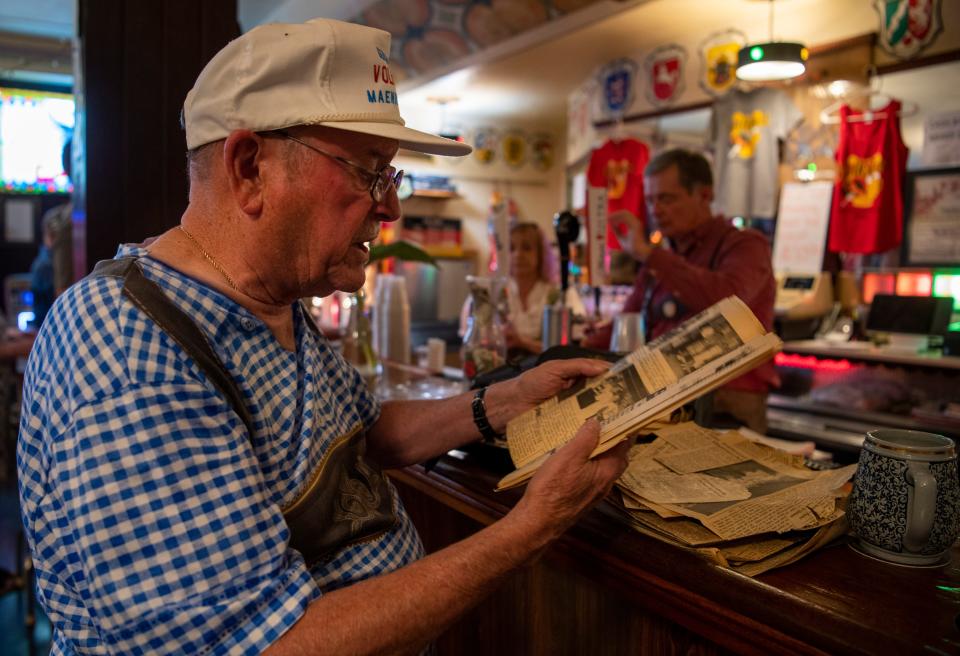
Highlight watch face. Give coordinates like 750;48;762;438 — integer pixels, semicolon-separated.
397;174;413;200
662;299;677;319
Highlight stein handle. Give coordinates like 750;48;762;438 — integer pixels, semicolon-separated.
904;461;937;553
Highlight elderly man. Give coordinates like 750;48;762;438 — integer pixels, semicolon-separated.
586;148;777;432
18;18;629;656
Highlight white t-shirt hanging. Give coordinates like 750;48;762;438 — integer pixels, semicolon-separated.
710;88;803;219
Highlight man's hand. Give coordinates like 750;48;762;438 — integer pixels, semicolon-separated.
482;358;609;434
609;209;653;261
516;357;610;406
509;420;630;547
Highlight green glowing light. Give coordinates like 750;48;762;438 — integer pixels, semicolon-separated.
750;46;764;61
934;272;960;312
807;163;818;172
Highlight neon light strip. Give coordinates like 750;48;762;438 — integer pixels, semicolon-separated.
774;352;853;371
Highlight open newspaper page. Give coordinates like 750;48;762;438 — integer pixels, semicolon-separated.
498;296;781;491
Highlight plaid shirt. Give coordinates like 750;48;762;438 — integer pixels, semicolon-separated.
18;245;424;655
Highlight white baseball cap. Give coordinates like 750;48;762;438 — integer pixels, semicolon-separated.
182;18;471;156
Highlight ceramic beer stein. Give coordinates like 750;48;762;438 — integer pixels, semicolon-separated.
849;429;960;566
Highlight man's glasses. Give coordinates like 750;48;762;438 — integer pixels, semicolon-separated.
276;131;403;203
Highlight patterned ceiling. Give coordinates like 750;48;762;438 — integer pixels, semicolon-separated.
350;0;608;82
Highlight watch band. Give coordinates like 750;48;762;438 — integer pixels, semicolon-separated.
472;387;501;440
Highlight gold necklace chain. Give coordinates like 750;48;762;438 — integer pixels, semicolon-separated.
178;225;239;291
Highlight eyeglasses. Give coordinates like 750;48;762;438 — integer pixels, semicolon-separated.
276;131;403;203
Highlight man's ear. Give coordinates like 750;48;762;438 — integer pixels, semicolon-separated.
697;184;714;206
222;130;267;216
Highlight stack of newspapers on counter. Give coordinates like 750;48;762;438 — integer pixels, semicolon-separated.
611;421;855;576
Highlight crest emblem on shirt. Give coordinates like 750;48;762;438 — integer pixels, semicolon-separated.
644;44;687;106
604;158;632;200
698;30;747;97
728;110;769;160
875;0;943;60
841;153;884;208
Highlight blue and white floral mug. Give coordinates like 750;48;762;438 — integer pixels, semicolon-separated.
849;429;960;566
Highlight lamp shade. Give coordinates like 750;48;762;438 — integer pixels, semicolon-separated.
736;41;808;81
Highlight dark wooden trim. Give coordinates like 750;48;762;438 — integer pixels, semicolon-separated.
876;47;960;76
393;464;828;656
389;466;508;527
594;100;714;129
77;0;238;276
806;32;876;57
392;451;960;655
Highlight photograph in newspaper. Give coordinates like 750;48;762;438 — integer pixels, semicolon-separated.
576;365;649;424
668;460;809;517
660;314;746;378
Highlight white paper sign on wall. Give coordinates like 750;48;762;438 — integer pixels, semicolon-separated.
923;110;960;168
772;182;834;273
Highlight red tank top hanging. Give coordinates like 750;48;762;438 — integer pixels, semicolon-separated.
828;100;908;254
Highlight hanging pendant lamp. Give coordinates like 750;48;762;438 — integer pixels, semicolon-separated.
736;0;808;81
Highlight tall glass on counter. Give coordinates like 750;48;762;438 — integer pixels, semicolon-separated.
461;275;506;381
340;289;382;387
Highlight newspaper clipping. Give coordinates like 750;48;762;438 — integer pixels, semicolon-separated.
499;296;782;490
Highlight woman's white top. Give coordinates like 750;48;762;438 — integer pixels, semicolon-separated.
507;279;585;340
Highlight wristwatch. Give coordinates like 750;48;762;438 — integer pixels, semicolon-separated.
472;387;501;440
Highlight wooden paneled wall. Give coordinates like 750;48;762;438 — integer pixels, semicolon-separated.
76;0;238;274
392;474;730;656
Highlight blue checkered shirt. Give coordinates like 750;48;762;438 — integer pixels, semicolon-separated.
18;245;424;655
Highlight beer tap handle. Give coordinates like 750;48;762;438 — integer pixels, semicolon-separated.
553;210;581;296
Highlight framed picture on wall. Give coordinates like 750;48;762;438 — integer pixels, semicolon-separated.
904;167;960;267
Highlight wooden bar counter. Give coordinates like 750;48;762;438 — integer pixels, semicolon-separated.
389;450;960;655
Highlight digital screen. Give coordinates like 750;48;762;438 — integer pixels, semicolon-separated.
0;87;74;194
783;276;814;290
867;294;952;336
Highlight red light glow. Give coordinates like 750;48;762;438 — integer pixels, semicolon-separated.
774;352;853;371
895;272;932;296
861;273;895;304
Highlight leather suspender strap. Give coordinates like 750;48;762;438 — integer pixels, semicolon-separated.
88;257;256;439
88;256;399;566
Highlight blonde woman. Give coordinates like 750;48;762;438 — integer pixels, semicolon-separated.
502;222;585;355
